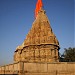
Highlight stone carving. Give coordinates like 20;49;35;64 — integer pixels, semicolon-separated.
14;9;60;63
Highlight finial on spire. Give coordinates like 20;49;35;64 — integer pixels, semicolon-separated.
35;0;43;18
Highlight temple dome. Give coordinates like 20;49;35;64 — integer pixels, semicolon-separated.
23;9;59;48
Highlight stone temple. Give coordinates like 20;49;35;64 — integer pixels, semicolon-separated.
0;1;75;75
14;8;60;63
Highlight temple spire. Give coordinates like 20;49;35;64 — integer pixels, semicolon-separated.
35;0;43;18
14;0;60;63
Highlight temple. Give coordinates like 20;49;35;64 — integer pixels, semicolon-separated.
0;1;75;75
14;7;60;62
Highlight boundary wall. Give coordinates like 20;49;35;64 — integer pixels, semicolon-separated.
0;62;75;75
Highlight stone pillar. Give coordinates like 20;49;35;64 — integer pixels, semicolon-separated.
19;61;24;75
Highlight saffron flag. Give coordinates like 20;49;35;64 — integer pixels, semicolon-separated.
35;0;43;18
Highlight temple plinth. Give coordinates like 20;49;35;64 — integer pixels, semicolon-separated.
14;9;60;63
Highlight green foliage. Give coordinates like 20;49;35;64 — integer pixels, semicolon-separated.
60;47;75;62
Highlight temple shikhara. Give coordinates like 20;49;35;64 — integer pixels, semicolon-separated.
14;0;60;63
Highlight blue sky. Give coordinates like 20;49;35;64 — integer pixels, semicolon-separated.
0;0;74;65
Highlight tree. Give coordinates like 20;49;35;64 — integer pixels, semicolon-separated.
60;47;75;62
